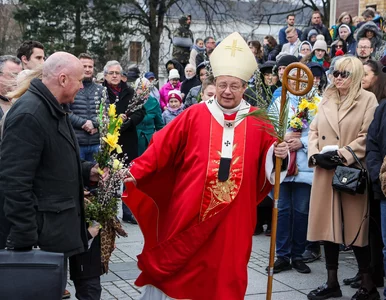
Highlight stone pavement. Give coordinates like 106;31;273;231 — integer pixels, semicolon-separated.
66;221;384;299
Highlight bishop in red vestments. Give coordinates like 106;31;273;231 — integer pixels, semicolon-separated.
123;32;289;300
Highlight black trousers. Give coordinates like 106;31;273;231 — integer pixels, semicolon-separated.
73;276;102;300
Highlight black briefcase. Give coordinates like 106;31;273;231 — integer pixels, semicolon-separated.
0;249;64;300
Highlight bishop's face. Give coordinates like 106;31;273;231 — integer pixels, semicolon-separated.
215;75;247;109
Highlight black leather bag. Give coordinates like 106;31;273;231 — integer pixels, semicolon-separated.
332;146;367;195
0;249;64;300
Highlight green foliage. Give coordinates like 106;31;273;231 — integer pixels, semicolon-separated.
84;196;120;227
243;68;289;142
14;0;126;69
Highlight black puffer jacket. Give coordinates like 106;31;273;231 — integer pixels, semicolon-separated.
69;80;105;146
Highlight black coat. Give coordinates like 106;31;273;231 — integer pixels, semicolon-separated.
301;24;333;45
366;99;386;199
263;44;282;61
165;59;186;81
69;232;104;280
0;79;93;256
180;77;201;101
103;81;145;164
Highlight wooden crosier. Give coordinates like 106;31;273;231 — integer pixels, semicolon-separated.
266;62;314;300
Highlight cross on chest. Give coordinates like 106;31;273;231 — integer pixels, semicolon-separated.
225;122;233;128
224;140;231;147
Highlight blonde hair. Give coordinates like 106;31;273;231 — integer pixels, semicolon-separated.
6;65;43;101
352;16;365;24
327;56;364;105
285;27;296;34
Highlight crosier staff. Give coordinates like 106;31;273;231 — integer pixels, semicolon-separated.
266;62;313;300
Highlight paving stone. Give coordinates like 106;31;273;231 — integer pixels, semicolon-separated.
114;269;141;280
62;221;379;299
100;272;121;282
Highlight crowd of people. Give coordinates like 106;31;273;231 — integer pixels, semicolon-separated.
1;6;386;300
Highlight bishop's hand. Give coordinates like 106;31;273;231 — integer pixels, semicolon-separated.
273;141;289;159
123;171;137;186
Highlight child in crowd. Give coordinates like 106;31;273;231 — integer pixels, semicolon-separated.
200;75;216;101
159;69;181;111
162;90;184;125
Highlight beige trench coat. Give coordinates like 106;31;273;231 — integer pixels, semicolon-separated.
307;88;378;246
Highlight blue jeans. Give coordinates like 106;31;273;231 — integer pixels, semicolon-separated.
379;200;386;297
276;182;311;261
79;144;100;162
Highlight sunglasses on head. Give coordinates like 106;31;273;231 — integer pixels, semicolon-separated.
332;70;351;79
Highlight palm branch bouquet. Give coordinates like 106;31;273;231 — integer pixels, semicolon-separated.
84;87;128;272
243;67;289;141
125;75;158;114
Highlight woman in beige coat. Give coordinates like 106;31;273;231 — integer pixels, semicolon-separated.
306;56;379;300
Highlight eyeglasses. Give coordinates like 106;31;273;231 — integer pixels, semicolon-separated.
336;44;343;48
286;35;295;39
106;71;121;75
332;70;351;79
357;46;371;49
217;83;243;92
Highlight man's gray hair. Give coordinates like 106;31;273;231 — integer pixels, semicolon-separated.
0;55;21;73
103;60;122;75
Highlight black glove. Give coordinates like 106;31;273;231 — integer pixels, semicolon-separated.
313;151;342;170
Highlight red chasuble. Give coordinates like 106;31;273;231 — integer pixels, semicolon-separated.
122;100;275;300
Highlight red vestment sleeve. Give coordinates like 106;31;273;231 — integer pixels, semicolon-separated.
123;110;190;250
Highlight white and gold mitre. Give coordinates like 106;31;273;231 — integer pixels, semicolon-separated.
209;32;257;82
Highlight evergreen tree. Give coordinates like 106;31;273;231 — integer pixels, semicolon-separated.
14;0;125;69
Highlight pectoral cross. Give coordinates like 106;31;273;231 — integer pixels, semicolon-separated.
225;40;243;57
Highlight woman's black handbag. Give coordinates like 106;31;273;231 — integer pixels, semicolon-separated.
332;146;367;195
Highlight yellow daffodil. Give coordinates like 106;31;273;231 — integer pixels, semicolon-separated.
112;159;123;171
308;103;317;111
298;99;309;111
102;133;122;153
97;167;104;175
108;104;117;117
290;117;302;129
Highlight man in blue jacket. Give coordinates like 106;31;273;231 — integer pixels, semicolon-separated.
69;53;104;162
278;14;303;46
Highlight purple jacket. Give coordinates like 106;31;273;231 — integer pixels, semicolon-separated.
159;81;181;110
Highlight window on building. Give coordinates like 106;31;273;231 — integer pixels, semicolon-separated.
129;41;142;63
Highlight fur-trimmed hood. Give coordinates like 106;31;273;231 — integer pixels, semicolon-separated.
356;21;383;48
